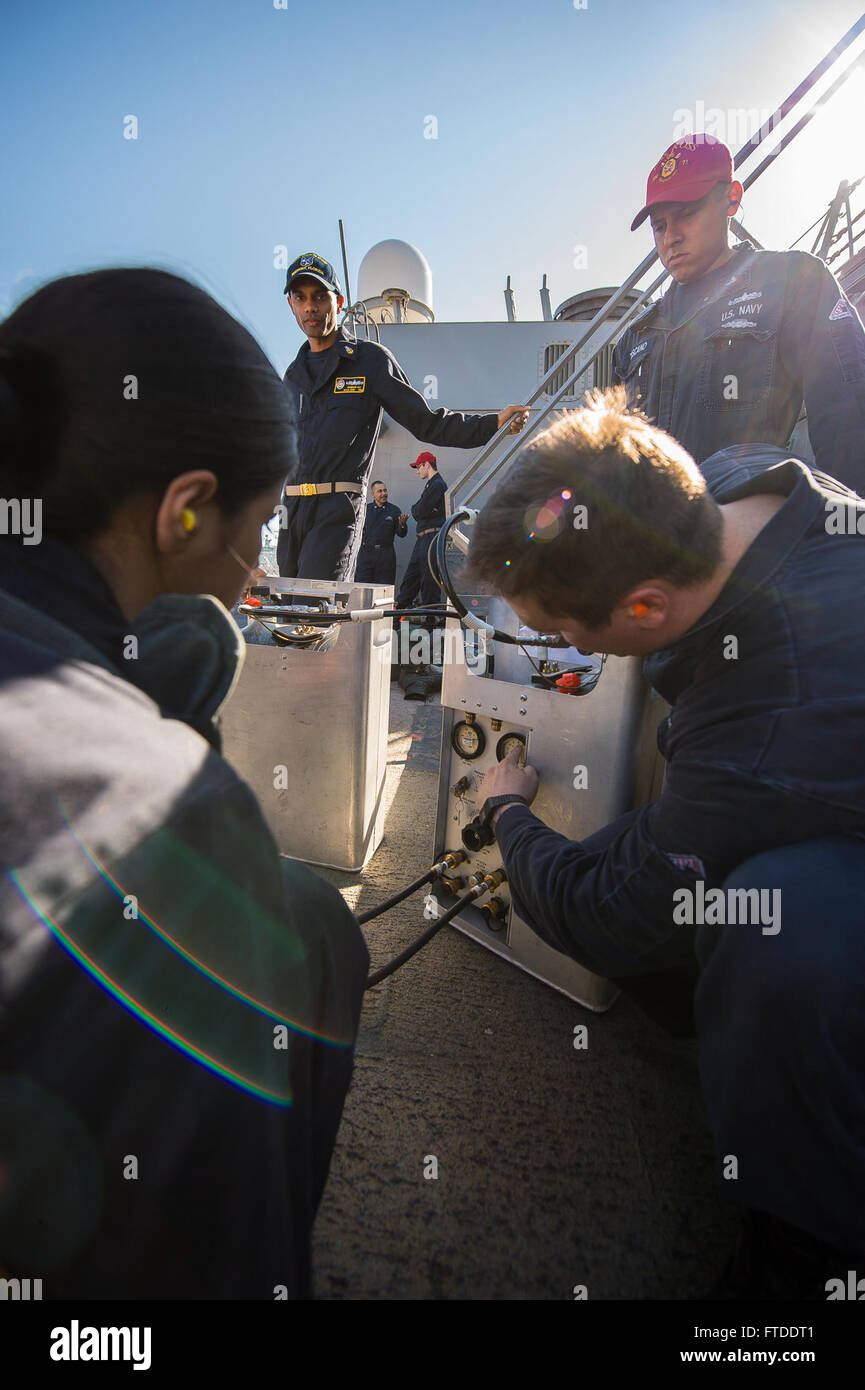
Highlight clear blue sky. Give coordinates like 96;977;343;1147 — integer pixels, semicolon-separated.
2;0;864;376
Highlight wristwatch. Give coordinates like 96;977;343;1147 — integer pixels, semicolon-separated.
480;793;530;828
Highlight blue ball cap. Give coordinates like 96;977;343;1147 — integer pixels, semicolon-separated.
284;252;342;298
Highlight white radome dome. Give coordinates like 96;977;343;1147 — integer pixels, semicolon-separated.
356;240;433;321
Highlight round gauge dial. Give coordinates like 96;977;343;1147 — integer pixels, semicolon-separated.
496;732;527;765
451;720;487;760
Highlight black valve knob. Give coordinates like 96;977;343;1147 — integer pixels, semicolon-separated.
462;815;495;853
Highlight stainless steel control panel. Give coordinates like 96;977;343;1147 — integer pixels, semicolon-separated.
433;611;667;1009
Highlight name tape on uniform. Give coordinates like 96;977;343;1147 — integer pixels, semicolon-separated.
334;376;366;393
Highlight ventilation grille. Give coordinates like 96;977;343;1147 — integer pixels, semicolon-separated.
541;343;577;400
540;340;614;400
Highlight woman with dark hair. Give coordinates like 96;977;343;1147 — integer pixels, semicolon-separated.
0;269;368;1299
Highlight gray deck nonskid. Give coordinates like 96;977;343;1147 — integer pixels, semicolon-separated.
308;688;736;1300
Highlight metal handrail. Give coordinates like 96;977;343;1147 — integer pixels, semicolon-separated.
450;251;666;510
821;180;864;268
452;262;674;517
341;299;381;344
780;174;864;270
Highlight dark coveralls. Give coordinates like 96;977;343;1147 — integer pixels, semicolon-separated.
278;328;498;580
355;500;407;585
612;244;865;493
492;445;865;1257
395;472;448;609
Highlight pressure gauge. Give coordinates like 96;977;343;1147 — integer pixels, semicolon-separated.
496;732;527;765
451;719;486;761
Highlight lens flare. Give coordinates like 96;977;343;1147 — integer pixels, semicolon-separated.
524;490;571;543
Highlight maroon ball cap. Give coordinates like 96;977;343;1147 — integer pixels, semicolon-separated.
631;134;734;230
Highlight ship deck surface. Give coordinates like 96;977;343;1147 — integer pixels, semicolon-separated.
309;686;735;1300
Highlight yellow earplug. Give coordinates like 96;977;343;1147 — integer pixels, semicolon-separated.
181;508;197;533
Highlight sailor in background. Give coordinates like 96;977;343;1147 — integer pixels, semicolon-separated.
614;134;865;492
395;452;447;611
278;251;529;581
355;480;407;585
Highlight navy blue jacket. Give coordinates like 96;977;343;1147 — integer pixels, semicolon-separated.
361;500;407;548
283;328;499;487
612;245;865;493
494;446;865;978
0;537;367;1298
412;472;447;530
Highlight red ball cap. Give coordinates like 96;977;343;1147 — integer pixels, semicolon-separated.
631;134;734;231
411;451;437;469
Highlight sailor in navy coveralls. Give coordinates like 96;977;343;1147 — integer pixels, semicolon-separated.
613;136;865;492
394;452;448;609
355;480;407;585
467;394;865;1298
278;252;529;581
